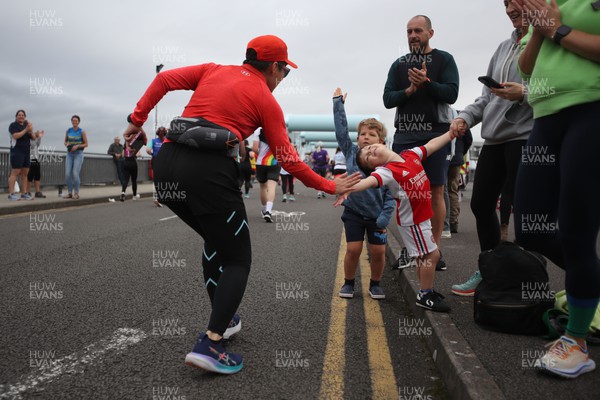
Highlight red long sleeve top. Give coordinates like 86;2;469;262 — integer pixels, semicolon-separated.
130;63;335;194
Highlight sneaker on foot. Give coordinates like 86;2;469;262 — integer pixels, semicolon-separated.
450;224;458;234
416;290;451;313
223;315;241;340
536;336;596;378
262;211;272;223
185;333;243;374
338;284;354;299
35;192;46;198
288;195;295;202
369;285;386;300
133;194;140;200
21;193;33;201
243;193;249;199
317;192;322;199
7;193;21;201
119;193;125;202
282;194;287;202
436;253;447;271
441;230;452;239
451;271;482;296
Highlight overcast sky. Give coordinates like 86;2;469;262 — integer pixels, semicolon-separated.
1;0;516;154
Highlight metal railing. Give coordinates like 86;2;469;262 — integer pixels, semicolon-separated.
0;147;150;192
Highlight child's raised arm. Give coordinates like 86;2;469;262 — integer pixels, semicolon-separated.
423;131;456;157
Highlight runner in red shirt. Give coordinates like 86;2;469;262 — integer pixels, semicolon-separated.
123;35;359;375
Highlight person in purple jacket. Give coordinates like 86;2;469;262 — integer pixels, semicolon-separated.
311;142;329;199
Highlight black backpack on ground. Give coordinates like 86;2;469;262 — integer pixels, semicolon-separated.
474;241;555;335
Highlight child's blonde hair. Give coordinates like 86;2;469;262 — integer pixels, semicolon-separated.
357;118;387;143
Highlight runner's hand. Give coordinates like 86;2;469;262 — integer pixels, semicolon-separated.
333;172;361;195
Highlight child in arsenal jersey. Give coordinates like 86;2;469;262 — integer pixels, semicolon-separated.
336;131;458;312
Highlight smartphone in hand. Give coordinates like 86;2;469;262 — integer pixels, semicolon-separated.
478;76;504;89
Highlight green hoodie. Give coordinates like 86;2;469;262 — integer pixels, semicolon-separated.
519;0;600;118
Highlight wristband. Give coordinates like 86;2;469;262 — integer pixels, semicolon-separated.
127;113;133;124
552;25;572;45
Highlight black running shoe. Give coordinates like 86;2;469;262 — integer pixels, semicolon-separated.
262;211;272;223
416;290;450;313
436;252;447;271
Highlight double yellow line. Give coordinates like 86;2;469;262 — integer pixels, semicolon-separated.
319;231;397;399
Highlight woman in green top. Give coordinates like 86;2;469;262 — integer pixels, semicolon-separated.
514;0;600;379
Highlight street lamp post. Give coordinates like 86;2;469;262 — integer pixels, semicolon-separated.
154;64;164;132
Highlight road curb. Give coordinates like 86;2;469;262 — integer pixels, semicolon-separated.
386;230;506;400
0;191;154;216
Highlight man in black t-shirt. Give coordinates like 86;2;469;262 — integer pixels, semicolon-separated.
383;15;459;271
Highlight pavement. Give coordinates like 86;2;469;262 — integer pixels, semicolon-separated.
0;183;156;216
1;182;599;399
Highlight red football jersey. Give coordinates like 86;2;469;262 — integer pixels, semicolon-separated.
372;146;433;226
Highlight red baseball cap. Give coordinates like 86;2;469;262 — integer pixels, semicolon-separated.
246;35;298;69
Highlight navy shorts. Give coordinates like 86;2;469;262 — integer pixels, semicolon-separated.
10;149;31;169
341;208;387;245
393;139;451;186
256;165;281;183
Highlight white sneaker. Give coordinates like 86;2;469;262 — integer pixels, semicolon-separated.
133;194;140;200
441;230;452;239
536;336;596;378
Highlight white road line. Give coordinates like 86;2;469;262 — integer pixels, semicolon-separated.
159;215;178;221
0;328;147;400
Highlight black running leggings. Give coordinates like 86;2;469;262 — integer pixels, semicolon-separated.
470;140;526;251
281;175;294;195
514;100;600;300
122;157;138;195
154;143;251;336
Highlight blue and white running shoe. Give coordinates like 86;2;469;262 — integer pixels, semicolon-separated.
185;333;243;374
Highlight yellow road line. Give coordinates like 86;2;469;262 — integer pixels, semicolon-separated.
359;242;398;399
318;230;348;400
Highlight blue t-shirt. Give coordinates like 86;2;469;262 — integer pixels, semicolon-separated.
9;122;30;150
150;138;163;156
66;127;84;146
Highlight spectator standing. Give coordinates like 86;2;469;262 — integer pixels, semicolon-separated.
450;0;533;296
26;129;47;198
383;15;459;271
64;115;88;199
107;136;125;186
7;110;35;201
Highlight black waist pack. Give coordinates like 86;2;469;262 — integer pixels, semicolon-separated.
168;117;239;156
474;241;554;335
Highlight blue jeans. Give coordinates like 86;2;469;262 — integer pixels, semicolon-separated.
65;150;84;193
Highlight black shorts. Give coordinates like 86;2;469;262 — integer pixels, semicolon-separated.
256;165;281;183
153;142;243;215
10;148;30;169
28;160;41;181
332;168;346;176
393;139;451;185
341;208;387;245
314;166;328;177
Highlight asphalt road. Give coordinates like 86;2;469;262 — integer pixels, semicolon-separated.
0;186;447;400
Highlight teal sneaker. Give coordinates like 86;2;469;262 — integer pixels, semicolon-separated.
451;271;482;296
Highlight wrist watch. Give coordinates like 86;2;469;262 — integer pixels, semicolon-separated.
552;25;572;45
